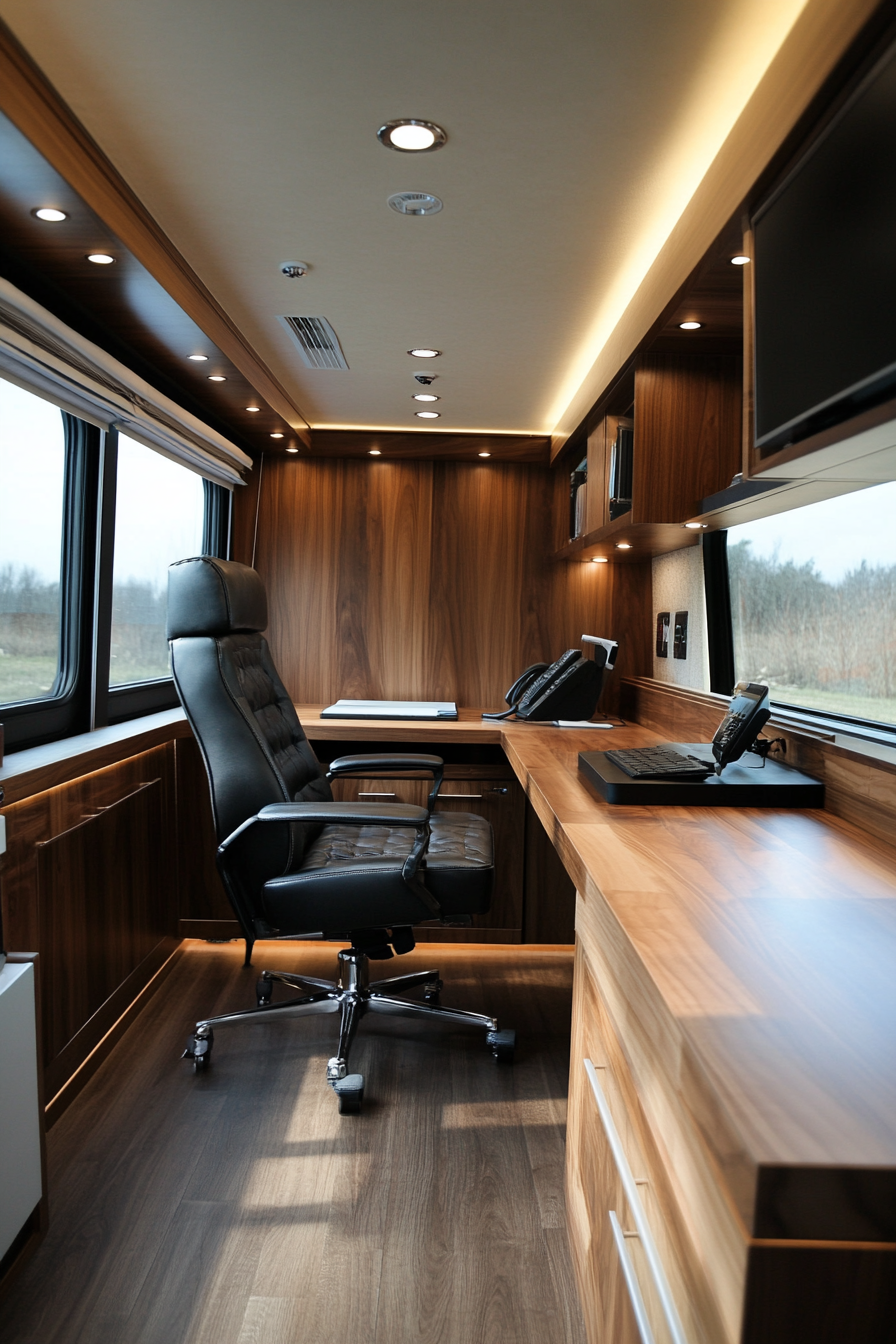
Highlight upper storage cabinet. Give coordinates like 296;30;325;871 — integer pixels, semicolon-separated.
555;352;741;560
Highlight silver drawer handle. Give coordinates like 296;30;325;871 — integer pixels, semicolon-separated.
358;791;396;798
609;1210;656;1344
438;793;482;799
584;1059;689;1344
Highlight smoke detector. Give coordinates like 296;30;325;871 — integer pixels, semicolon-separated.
280;262;310;278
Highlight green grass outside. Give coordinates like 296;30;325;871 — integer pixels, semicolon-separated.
0;655;59;705
768;683;896;728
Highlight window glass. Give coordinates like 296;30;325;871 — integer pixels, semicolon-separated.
728;481;896;726
0;378;66;706
109;436;204;686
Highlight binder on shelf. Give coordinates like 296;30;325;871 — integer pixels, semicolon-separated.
569;457;587;539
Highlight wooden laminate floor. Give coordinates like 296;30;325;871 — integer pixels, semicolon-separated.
4;942;586;1344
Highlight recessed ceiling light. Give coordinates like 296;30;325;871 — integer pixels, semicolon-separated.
679;320;702;330
591;557;608;564
478;451;491;458
369;449;382;456
377;120;447;153
270;432;284;439
684;521;708;529
731;255;751;265
245;406;261;413
208;375;227;382
415;410;440;419
33;207;67;222
188;354;208;362
615;542;632;550
408;348;441;358
86;253;115;265
413;394;440;402
286;447;299;454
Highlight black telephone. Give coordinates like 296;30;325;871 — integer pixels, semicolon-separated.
711;681;771;773
484;641;618;722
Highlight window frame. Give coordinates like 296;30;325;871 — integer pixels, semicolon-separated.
704;526;896;749
1;403;231;752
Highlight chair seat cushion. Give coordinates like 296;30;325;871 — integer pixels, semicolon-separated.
261;811;493;932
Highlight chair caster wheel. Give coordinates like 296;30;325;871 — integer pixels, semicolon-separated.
423;978;443;1005
256;975;273;1006
184;1027;214;1072
333;1073;365;1115
487;1028;516;1063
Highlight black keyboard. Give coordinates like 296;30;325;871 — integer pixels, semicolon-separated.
604;747;715;779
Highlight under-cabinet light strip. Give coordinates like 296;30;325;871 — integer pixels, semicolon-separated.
584;1058;690;1344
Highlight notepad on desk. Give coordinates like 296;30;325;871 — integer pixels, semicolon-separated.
321;699;458;720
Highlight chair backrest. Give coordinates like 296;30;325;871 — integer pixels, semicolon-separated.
167;558;331;907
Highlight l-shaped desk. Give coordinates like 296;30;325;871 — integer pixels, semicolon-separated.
299;706;896;1344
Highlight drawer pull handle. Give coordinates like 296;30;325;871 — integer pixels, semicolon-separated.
584;1059;689;1344
358;792;397;798
609;1210;656;1344
438;793;483;799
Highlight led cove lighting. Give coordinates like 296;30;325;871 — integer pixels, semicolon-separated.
208;375;227;382
408;348;441;358
188;354;208;362
679;320;702;330
415;410;440;419
731;255;751;265
34;207;67;222
377;119;447;153
412;394;440;402
87;253;115;265
270;432;284;439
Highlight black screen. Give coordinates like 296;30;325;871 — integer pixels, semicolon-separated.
753;42;896;450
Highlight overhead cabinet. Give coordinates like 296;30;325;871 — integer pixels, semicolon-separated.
556;353;741;561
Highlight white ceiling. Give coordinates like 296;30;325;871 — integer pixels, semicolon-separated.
0;0;808;435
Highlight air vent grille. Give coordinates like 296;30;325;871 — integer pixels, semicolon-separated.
280;316;349;370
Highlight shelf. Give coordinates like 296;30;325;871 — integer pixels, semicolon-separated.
553;517;700;562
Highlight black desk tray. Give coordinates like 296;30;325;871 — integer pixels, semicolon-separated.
578;744;824;807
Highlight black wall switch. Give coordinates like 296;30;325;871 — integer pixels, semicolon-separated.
673;611;688;659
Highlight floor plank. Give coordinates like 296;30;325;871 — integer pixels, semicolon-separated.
3;942;586;1344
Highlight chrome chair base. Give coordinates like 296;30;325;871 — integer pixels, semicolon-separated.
183;948;514;1112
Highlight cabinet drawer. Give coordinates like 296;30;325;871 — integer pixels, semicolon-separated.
567;943;730;1344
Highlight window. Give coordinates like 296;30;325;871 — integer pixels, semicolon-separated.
726;481;896;729
109;437;205;687
0;379;66;706
1;387;230;751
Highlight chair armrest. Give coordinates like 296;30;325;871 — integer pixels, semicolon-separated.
327;754;445;813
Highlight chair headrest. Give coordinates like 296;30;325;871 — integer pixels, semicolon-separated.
167;557;268;639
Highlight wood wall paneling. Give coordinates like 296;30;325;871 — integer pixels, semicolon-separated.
238;456;640;713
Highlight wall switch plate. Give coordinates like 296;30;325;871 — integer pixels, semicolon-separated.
673;611;688;659
0;814;6;856
655;612;670;658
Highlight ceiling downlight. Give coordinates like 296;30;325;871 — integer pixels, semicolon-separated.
281;316;349;371
378;120;447;153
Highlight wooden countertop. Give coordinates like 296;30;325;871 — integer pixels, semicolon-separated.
300;707;896;1243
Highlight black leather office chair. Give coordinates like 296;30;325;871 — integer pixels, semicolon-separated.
167;557;514;1113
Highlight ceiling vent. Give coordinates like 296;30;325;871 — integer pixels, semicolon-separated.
387;192;443;216
280;316;349;370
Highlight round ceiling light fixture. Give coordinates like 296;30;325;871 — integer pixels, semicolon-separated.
408;347;441;359
286;447;299;454
415;410;440;419
413;393;440;402
478;451;491;458
270;432;284;439
591;557;608;564
388;192;443;217
730;254;751;266
208;375;227;382
188;354;208;362
369;448;382;456
684;521;708;530
377;119;447;153
86;252;115;265
245;406;261;413
33;207;67;222
615;542;632;550
679;320;702;330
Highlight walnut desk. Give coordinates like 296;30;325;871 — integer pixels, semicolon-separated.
301;707;896;1344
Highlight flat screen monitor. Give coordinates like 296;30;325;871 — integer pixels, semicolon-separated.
752;39;896;454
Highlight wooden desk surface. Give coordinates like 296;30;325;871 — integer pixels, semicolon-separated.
300;707;896;1242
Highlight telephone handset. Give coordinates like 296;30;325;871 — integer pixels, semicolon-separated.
483;644;613;722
